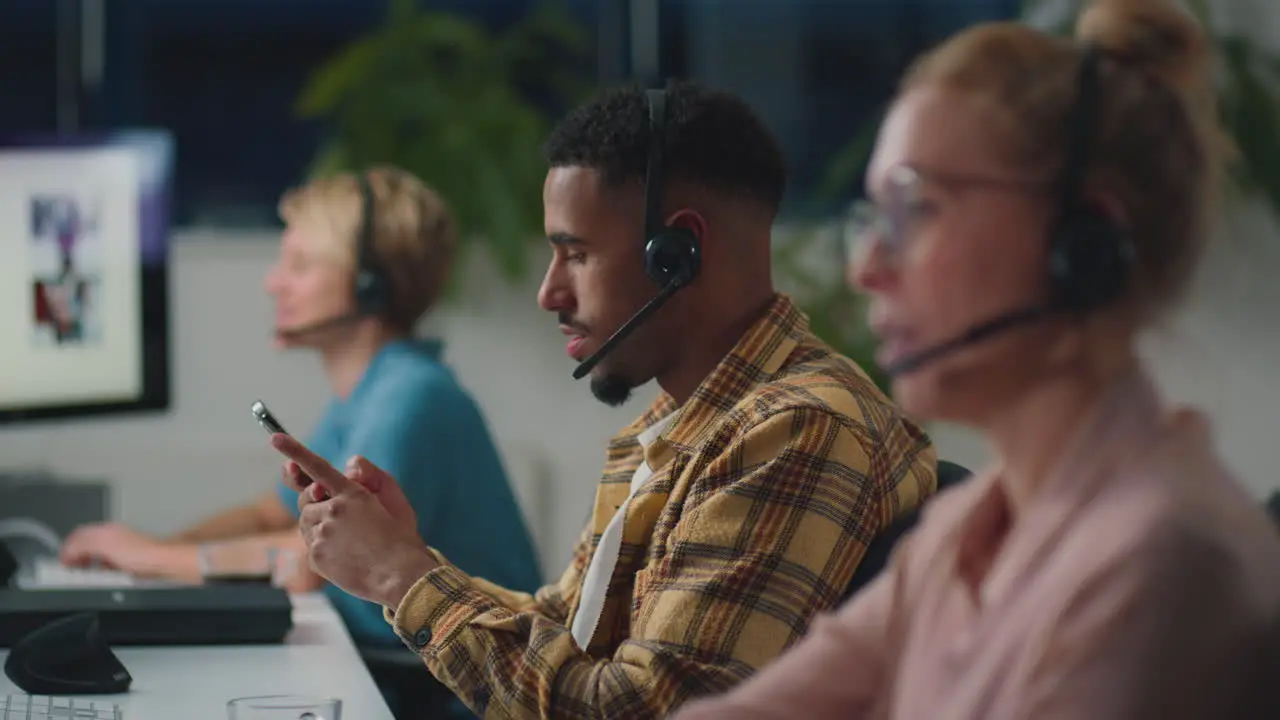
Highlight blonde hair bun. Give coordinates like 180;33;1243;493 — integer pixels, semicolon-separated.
1075;0;1212;96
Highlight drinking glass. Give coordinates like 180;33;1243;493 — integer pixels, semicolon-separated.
226;695;342;719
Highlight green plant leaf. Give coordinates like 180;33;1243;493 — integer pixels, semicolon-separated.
813;109;884;206
1184;0;1213;26
1218;38;1280;212
296;2;589;296
773;225;887;391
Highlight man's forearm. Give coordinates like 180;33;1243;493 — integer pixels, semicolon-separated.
386;565;737;720
377;548;440;608
387;547;570;622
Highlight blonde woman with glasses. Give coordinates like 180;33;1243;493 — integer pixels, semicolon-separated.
676;0;1280;718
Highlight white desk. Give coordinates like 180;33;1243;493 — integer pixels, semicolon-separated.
0;593;395;720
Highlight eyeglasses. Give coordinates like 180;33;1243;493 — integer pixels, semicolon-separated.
843;166;924;265
843;164;1053;266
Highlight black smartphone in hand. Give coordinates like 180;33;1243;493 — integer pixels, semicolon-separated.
251;400;289;436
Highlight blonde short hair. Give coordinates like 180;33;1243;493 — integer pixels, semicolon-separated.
278;165;457;331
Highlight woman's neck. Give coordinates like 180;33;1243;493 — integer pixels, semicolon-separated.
981;353;1139;518
319;325;404;399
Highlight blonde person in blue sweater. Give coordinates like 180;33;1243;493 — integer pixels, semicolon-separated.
61;166;540;717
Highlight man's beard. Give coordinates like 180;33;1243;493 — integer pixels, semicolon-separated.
589;372;635;407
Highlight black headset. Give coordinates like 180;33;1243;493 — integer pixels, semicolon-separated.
568;89;704;380
642;88;702;289
353;172;389;316
1047;45;1135;314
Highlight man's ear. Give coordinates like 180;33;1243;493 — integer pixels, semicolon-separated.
1084;192;1129;230
664;208;708;242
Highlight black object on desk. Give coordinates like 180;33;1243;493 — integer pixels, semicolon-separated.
0;585;294;648
0;543;15;589
4;612;132;695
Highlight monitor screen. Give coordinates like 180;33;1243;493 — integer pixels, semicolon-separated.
0;131;172;425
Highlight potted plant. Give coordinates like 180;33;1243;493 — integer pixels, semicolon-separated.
294;0;591;283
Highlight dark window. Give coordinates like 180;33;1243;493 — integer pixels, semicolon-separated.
0;0;596;229
659;0;1020;215
0;1;59;132
0;0;1014;227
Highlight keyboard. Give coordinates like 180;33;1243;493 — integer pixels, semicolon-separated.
16;560;159;590
0;694;121;719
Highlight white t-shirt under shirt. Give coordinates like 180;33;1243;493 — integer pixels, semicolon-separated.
570;413;677;648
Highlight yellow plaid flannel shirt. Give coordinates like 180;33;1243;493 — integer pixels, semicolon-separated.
385;293;936;718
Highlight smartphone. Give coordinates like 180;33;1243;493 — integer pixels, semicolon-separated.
250;400;289;436
254;400;320;494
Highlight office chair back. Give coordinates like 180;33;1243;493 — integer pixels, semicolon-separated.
841;459;973;602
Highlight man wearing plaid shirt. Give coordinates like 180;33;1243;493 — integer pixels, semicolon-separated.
277;80;937;718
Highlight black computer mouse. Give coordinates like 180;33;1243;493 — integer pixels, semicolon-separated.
3;612;132;695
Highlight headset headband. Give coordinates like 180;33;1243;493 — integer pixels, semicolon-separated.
1060;45;1103;213
644;88;667;243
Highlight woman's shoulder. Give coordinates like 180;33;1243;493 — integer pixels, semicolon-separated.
355;347;498;450
364;346;473;408
1083;409;1280;609
1126;408;1274;548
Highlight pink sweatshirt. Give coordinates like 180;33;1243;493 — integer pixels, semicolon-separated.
675;371;1280;720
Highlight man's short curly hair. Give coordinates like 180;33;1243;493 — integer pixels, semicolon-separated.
543;80;787;215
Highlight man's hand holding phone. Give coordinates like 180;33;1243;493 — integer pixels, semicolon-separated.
270;432;434;608
277;442;417;532
252;400;416;526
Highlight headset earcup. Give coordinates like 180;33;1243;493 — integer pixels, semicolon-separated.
1047;224;1078;310
354;269;385;316
644;228;701;287
1048;208;1132;313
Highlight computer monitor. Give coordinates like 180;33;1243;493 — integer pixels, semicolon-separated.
0;131;172;425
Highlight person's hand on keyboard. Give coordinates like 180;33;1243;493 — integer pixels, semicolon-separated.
25;558;136;589
59;523;175;579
